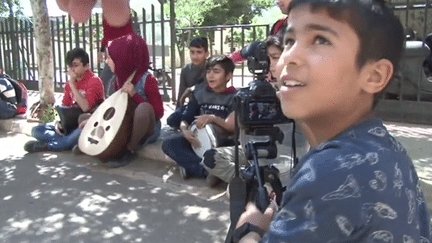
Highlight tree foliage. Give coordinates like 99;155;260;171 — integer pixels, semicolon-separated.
165;0;273;63
0;0;23;18
229;7;284;47
165;0;273;28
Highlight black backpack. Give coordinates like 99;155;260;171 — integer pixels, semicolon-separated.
2;75;27;114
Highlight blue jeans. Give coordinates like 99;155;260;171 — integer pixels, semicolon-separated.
0;100;17;119
32;122;81;151
161;134;206;178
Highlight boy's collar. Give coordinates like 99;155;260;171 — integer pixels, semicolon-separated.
206;84;236;93
77;69;92;82
192;62;205;67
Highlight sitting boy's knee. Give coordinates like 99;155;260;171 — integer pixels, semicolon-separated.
136;102;155;117
203;149;217;169
31;125;40;137
161;140;170;153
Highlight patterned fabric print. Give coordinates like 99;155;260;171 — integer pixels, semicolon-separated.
262;118;431;242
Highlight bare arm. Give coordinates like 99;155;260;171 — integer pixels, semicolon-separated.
56;0;130;26
195;111;235;133
178;87;192;107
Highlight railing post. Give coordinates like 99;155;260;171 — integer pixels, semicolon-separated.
151;5;157;69
161;4;166;72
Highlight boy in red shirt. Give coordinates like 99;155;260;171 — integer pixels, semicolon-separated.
24;48;104;152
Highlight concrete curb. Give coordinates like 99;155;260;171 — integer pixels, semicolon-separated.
1;90;179;165
0;113;177;165
0;116;37;136
137;139;176;165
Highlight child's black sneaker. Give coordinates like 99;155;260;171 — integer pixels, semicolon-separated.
24;140;48;153
179;166;190;179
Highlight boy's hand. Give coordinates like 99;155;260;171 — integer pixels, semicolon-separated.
194;114;215;129
235;201;277;237
182;129;200;148
68;69;78;87
78;118;89;129
54;120;65;136
178;87;192;106
121;80;136;97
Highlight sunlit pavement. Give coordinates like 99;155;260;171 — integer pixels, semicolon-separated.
1;119;432;242
383;121;432;214
384;122;432;183
0;131;230;243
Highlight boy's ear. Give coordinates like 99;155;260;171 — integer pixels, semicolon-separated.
362;59;394;94
225;72;233;82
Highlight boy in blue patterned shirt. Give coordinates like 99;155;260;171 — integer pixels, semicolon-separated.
233;0;431;242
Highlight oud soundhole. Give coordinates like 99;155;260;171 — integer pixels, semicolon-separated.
103;107;115;121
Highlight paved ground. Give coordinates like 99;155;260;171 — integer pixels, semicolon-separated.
1;90;432;242
0;131;230;243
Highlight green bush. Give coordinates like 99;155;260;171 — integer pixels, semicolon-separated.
39;103;57;123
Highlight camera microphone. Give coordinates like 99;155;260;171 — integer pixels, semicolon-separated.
240;41;269;75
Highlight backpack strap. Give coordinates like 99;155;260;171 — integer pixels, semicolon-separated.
141;71;149;91
135;71;150;100
16;82;28;114
6;78;22;104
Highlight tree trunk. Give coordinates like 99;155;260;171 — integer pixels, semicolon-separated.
30;0;55;107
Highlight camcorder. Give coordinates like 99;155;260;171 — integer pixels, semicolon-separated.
226;41;295;243
234;41;291;128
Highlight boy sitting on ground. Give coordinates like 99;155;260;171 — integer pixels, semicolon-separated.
24;48;104;153
162;55;237;180
232;0;431;242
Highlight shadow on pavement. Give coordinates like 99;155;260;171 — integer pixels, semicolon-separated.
0;151;230;243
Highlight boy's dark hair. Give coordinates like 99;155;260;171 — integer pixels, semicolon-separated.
266;34;284;52
206;55;235;76
189;37;209;52
288;0;405;108
66;48;90;66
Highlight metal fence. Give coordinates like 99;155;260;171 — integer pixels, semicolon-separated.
0;6;269;97
375;1;432;124
176;24;270;88
1;1;432;123
0;5;172;93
